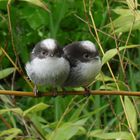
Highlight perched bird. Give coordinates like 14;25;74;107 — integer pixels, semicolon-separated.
25;38;70;96
63;40;102;95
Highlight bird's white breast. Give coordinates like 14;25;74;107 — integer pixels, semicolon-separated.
64;59;102;87
79;60;101;81
25;57;70;86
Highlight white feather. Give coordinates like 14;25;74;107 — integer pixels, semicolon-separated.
64;59;102;87
25;57;70;86
79;60;101;81
80;40;96;52
41;38;56;50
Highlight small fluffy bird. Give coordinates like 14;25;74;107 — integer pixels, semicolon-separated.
63;40;102;94
25;38;70;96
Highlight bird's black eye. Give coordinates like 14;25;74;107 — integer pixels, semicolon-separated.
41;50;48;56
83;53;90;59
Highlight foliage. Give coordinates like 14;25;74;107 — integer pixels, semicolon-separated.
0;0;140;139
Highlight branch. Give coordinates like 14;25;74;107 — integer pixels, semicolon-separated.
0;90;140;97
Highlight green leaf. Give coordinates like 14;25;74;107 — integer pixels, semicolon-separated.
0;95;13;105
69;103;87;121
21;0;50;12
26;9;48;30
47;118;88;140
88;130;133;140
0;67;15;80
0;0;8;10
99;81;128;90
0;108;23;116
49;0;69;37
107;8;140;33
96;72;113;82
31;115;48;136
113;8;137;16
0;49;2;56
102;45;140;65
124;96;137;134
23;103;49;116
126;0;138;10
0;128;22;140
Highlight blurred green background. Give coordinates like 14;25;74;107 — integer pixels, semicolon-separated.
0;0;140;139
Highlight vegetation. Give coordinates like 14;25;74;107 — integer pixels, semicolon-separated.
0;0;140;139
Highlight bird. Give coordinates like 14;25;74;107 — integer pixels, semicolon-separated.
25;38;70;96
63;40;102;95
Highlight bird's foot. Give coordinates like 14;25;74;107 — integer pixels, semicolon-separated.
33;85;38;96
33;85;42;97
52;88;58;97
84;87;91;97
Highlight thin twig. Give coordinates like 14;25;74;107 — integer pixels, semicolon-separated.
7;0;22;70
0;114;12;129
1;47;33;89
0;90;140;97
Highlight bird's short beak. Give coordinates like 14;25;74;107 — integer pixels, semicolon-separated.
94;56;100;60
48;52;54;57
50;54;54;57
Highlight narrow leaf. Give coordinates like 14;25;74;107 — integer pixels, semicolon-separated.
124;96;137;134
96;72;113;82
0;67;15;80
23;103;49;116
107;8;140;33
89;130;133;140
0;108;23;116
102;45;140;65
21;0;50;12
0;49;2;56
47;118;88;140
0;128;22;140
126;0;137;10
